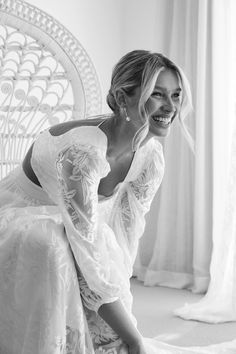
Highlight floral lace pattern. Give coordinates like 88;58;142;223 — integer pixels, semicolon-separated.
85;307;119;346
4;127;214;353
78;274;103;310
56;144;100;242
129;158;160;209
1;127;230;353
55;142;127;311
109;141;165;264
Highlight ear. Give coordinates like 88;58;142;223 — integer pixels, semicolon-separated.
115;89;127;108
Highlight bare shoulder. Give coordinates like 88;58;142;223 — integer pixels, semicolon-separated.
48;116;106;136
22;115;108;186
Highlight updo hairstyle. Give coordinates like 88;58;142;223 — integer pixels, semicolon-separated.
106;50;194;152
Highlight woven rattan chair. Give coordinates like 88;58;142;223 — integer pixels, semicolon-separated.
0;0;102;179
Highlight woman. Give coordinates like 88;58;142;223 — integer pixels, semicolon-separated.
1;50;228;354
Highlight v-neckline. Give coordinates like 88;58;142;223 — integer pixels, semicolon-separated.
97;119;137;194
47;121;138;199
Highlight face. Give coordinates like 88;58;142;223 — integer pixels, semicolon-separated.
125;69;182;138
146;69;182;137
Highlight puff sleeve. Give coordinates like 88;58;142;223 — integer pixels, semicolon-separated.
55;143;130;312
109;139;165;274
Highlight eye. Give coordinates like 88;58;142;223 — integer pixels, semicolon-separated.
172;92;181;99
152;91;163;98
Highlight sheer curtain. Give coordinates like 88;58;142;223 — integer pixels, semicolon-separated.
134;0;236;302
175;0;236;323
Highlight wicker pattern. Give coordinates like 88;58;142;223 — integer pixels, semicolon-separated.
0;0;102;178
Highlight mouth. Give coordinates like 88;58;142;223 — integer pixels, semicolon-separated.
151;115;173;126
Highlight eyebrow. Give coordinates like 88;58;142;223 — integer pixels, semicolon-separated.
154;86;182;92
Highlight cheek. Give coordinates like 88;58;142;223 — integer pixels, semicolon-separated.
145;98;160;114
176;101;181;113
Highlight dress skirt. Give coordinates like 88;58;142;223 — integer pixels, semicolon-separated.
0;166;127;354
1;167;236;354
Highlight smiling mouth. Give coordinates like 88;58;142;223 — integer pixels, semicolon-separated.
152;116;172;125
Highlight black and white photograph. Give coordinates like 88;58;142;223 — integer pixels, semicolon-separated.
0;0;236;353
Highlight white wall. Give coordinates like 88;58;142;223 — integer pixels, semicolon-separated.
27;0;124;112
26;0;173;112
122;0;167;53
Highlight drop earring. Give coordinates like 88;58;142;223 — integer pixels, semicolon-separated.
124;107;130;122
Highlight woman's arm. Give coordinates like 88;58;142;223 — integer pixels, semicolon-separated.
98;299;146;353
56;143;130;309
56;143;147;352
109;139;165;267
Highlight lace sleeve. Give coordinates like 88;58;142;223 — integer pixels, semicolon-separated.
55;143;129;311
109;140;165;270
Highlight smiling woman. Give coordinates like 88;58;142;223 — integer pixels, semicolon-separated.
106;50;194;154
146;69;182;137
0;50;208;354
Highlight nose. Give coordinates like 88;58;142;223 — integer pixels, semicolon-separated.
162;96;174;113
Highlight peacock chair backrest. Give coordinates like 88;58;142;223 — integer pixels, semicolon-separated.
0;0;102;179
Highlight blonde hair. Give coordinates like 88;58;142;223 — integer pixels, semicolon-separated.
107;50;194;152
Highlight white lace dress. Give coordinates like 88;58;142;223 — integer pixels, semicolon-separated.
0;124;235;354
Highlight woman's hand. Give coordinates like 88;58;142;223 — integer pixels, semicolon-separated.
128;339;147;354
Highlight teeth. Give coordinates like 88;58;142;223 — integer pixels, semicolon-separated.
153;116;171;124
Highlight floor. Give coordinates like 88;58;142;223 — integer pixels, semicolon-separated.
131;278;236;348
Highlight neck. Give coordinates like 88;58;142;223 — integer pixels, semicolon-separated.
101;113;152;158
102;113;134;157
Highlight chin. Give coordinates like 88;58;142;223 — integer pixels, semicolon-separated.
151;127;171;138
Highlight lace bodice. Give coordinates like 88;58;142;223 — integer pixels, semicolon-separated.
31;123;165;310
